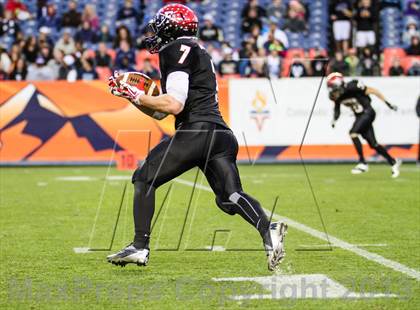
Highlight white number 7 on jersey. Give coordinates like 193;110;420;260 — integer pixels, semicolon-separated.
178;44;191;64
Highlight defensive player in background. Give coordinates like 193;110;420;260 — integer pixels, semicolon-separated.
326;72;402;177
107;4;287;271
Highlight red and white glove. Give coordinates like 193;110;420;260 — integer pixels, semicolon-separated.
108;71;144;104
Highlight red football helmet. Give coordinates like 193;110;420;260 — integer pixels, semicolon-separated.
326;72;344;88
145;4;199;54
326;72;345;100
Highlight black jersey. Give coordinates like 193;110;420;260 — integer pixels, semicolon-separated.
333;79;374;120
159;37;228;129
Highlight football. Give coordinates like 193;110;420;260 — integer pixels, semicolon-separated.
115;71;167;120
115;71;160;96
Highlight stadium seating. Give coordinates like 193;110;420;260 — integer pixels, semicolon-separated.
9;0;330;53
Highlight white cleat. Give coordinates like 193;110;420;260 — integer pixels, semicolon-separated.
391;158;402;178
351;163;369;174
107;244;149;267
264;222;288;271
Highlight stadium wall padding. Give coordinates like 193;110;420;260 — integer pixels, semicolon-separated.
0;78;418;165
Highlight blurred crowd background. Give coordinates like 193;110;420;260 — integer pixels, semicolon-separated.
0;0;419;82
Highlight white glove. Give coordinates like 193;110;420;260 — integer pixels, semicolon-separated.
108;72;144;104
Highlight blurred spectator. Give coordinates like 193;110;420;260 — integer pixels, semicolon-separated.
97;25;114;44
355;0;376;49
242;7;263;33
9;56;27;80
218;47;239;76
330;51;349;75
311;48;327;76
241;0;266;20
344;48;359;76
246;25;262;46
82;4;99;31
8;43;21;66
26;56;54;80
75;21;97;44
39;45;52;63
73;41;86;66
54;29;76;55
47;49;64;79
117;0;139;24
78;57;98;80
250;48;267;77
0;45;12;79
61;0;82;29
288;0;307;21
289;54;307;78
258;20;288;52
358;47;380;76
264;38;287;58
38;3;60;32
406;35;420;55
23;35;39;63
115;56;136;72
282;6;306;33
115;41;135;71
58;54;77;81
404;0;420;18
330;0;353;54
267;47;281;78
267;0;286;24
5;0;30;20
140;58;160;80
403;21;420;46
389;57;405;76
37;0;47;19
199;14;223;43
206;43;222;67
95;42;113;68
407;59;420;75
38;27;53;47
1;10;20;38
114;25;133;49
238;40;254;76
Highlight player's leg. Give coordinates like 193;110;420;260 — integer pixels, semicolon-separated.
201;128;287;270
349;116;368;174
108;127;213;266
203;155;270;237
361;124;401;177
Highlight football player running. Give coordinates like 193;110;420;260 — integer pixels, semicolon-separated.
107;4;287;271
326;72;402;177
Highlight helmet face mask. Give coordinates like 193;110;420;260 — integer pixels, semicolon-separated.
328;85;344;100
145;18;165;54
145;4;199;54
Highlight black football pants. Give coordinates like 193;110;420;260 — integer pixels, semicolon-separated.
350;110;395;165
131;122;270;249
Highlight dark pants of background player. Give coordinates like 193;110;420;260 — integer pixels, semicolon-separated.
131;122;270;249
350;110;395;165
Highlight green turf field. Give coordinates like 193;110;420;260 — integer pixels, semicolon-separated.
1;164;419;309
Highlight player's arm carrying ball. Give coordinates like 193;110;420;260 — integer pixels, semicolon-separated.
108;71;185;119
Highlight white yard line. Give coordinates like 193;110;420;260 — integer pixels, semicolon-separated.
174;178;420;281
298;244;388;248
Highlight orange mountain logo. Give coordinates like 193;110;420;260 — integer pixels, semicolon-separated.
0;84;124;161
250;90;270;131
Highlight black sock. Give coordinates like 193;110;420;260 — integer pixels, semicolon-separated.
374;144;396;166
351;137;366;163
229;191;270;238
133;181;155;249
